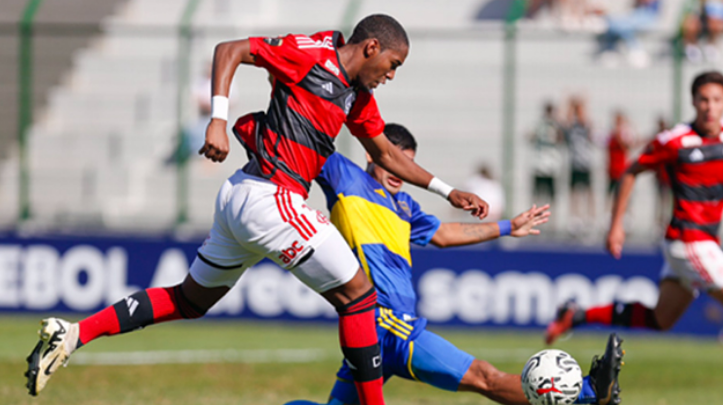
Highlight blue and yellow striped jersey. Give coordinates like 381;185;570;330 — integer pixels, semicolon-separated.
316;153;441;316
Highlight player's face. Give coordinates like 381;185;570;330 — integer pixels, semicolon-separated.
358;42;408;90
368;147;416;195
693;83;723;128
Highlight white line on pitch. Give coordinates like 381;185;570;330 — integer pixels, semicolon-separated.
71;348;336;365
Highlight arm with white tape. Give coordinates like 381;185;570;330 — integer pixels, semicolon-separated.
199;39;255;163
357;133;489;219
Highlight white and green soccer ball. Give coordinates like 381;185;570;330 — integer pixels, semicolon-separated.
521;349;583;405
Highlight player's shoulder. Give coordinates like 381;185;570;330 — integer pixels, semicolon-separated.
321;153;367;185
394;191;421;210
655;123;697;147
291;30;342;57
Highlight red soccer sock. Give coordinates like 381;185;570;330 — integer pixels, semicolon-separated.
78;286;204;346
585;304;614;325
586;302;660;330
337;289;385;405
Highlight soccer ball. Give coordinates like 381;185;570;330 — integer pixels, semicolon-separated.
521;349;582;405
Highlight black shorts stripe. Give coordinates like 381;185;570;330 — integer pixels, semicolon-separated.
197;253;243;270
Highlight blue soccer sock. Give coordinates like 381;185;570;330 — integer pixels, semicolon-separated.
575;376;597;404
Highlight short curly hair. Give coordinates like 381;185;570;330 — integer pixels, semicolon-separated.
691;71;723;97
348;14;409;52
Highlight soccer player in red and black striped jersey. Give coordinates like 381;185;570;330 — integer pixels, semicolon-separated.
25;15;489;404
547;71;723;345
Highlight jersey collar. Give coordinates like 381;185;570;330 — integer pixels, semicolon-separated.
332;31;352;85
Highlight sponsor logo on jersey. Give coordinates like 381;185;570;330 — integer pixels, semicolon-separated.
279;241;304;264
689;148;705;162
295;35;334;50
263;37;283;46
321;82;334;94
324;59;340;76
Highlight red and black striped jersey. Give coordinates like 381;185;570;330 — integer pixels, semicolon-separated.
637;123;723;242
233;30;385;198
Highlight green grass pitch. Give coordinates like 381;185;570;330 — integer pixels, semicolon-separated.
1;314;722;404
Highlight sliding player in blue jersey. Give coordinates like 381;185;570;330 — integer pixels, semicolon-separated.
285;124;624;405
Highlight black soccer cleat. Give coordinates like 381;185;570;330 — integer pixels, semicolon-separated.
589;333;625;405
25;340;43;396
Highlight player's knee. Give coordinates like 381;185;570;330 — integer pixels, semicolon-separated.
173;284;209;319
461;359;502;395
326;269;376;313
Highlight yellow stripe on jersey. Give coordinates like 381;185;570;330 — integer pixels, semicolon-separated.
407;341;419;381
377;319;408;340
330;194;412;265
377;308;412;340
384;308;413;332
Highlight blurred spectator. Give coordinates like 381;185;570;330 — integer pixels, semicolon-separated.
167;63;214;165
597;0;661;69
529;102;564;205
606;110;635;195
564;96;596;234
527;0;606;32
464;165;505;222
681;0;723;63
652;116;672;231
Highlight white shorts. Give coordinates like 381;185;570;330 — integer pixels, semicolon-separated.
660;239;723;291
190;169;359;293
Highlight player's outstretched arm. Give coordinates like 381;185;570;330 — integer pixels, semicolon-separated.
607;162;647;259
430;204;550;248
358;134;489;219
199;39;255;163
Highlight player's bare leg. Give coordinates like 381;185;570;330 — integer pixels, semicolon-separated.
458;359;528;405
546;279;694;344
25;274;227;396
706;288;723;306
321;269;384;405
652;279;695;330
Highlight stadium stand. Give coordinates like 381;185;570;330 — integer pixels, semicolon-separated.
0;0;697;242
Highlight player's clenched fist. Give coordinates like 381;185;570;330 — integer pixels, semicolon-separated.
606;225;626;259
447;189;489;220
199;119;230;162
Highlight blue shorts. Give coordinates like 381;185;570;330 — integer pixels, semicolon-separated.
330;308;475;404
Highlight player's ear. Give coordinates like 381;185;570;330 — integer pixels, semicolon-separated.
363;38;381;59
365;152;373;164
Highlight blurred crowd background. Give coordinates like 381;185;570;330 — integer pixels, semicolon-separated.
1;0;721;246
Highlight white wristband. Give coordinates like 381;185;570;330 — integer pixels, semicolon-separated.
427;177;454;199
211;95;229;121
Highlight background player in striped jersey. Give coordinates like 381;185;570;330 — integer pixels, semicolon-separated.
25;15;488;404
547;71;723;344
286;124;624;405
